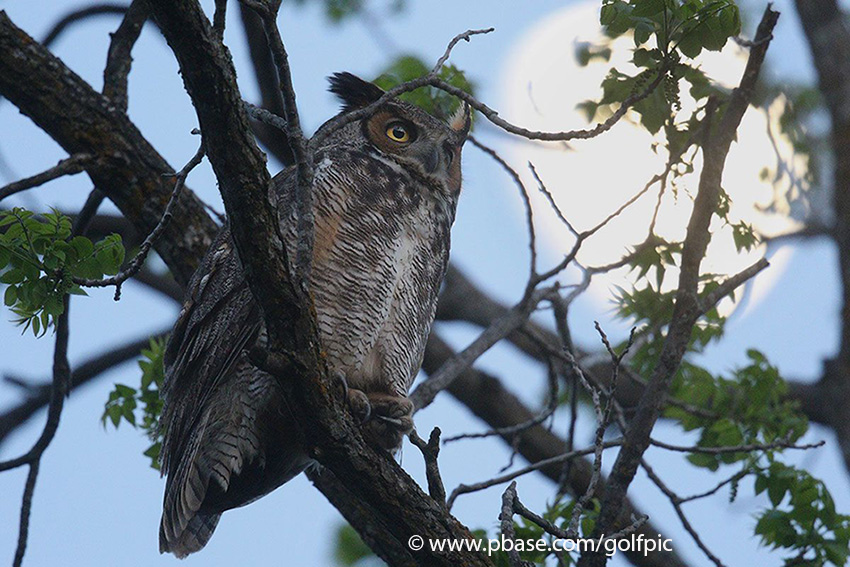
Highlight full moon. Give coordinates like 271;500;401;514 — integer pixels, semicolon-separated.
499;1;800;316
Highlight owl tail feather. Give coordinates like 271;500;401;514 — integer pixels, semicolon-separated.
159;512;220;559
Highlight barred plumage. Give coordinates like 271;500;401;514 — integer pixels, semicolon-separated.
158;73;470;557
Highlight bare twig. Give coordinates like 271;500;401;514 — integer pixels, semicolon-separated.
411;289;547;411
409;428;447;507
311;28;665;150
700;257;770;312
239;0;314;283
42;3;127;47
650;437;824;455
445;358;559;443
641;459;727;567
6;295;70;567
499;482;532;567
530;162;579;238
469;136;537;286
0;154;92;203
73;141;205;299
244;100;289;132
446;440;623;510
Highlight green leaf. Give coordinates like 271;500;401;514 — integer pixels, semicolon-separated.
70;236;94;260
4;285;17;307
333;524;375;566
0;268;25;285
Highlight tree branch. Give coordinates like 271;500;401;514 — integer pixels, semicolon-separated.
424;333;688;567
579;8;780;565
0;12;218;286
145;1;492;564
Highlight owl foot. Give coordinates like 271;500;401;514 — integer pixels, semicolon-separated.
333;372;371;423
362;392;414;452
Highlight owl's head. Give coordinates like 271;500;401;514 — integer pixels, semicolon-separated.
325;72;471;194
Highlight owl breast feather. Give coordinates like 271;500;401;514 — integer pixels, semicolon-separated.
276;147;454;398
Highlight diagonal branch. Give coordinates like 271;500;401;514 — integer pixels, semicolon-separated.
145;1;492;564
578;8;780;566
424;332;688;567
0;12;218;286
0;154;92;203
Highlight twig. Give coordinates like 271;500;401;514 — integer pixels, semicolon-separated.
529;162;579;238
700;257;770;312
446;440;623;510
677;469;749;504
237;2;293;165
565;325;634;536
468;136;537;287
409;428;447;507
641;459;727;567
311;28;664;150
41;3;127;47
513;494;576;539
0;154;92;203
6;295;70;567
444;358;559;443
410;288;547;411
432;28;494;73
239;0;314;283
73;141;205;299
102;0;149;113
499;482;531;567
650;437;824;455
244;100;289;132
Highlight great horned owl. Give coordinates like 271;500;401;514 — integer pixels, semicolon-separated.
158;73;471;557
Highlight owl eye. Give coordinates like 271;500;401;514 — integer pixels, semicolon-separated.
385;122;411;143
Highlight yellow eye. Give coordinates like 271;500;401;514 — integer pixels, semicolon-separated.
386;123;410;143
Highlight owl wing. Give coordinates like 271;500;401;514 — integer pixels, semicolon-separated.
158;169;311;558
158;224;266;556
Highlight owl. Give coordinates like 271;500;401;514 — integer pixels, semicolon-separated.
157;72;471;557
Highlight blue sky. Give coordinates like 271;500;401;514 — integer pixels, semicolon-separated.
0;1;845;566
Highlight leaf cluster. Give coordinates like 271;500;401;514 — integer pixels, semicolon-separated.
101;336;166;469
373;55;475;120
0;208;124;335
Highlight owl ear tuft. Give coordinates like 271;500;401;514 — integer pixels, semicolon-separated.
449;103;471;138
328;72;386;112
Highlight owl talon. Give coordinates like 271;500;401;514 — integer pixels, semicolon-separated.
374;415;405;427
333;372;372;423
362;392;414;452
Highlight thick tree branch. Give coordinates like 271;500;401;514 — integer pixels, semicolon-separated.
0;12;218;286
145;1;491;564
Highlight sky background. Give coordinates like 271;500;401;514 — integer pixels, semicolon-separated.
0;0;844;566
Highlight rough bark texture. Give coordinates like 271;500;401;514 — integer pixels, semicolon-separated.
0;11;217;287
144;1;492;565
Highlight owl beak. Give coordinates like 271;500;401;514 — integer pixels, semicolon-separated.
422;145;441;175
